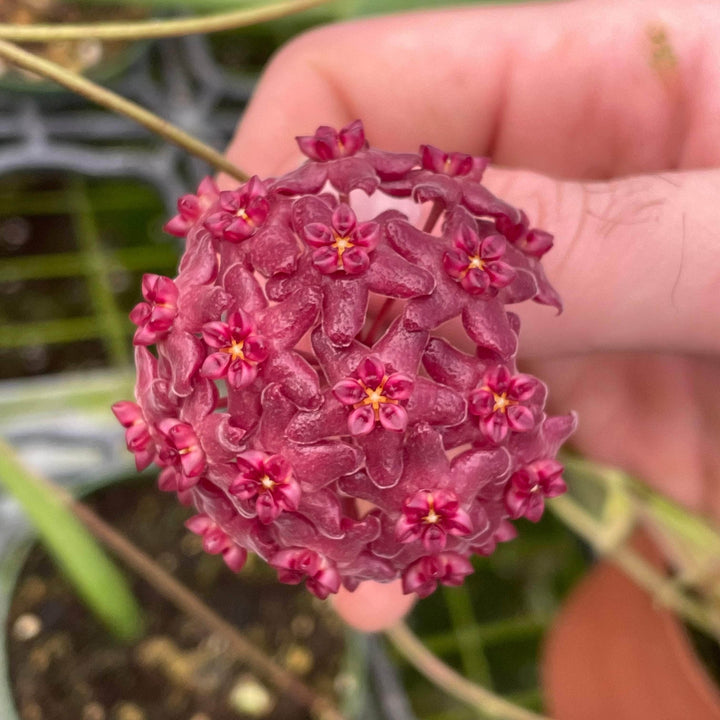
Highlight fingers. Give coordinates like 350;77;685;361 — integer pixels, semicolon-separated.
227;0;720;177
482;166;720;357
331;580;416;632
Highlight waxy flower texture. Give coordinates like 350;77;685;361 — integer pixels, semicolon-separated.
114;121;576;599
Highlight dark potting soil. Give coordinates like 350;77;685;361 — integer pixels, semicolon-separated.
6;480;347;720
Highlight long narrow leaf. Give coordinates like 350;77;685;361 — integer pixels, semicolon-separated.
0;437;143;642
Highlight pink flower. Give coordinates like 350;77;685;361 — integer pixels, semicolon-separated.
185;513;248;572
290;196;434;346
275;120;378;195
296;120;366;161
505;459;567;522
200;310;269;389
387;209;537;358
420;144;484;178
468;366;543;444
301;203;380;275
333;356;413;435
156;419;206;492
229;450;301;524
401;552;474;598
396;489;472;552
496;211;554;259
111;400;155;470
164;177;219;238
129;274;179;345
270;548;341;599
204;176;269;243
443;226;516;296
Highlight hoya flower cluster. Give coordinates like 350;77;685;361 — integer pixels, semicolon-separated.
113;121;575;600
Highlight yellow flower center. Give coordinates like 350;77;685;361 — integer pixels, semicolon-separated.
260;474;276;492
331;233;354;267
467;254;485;271
355;376;397;421
222;339;246;361
482;386;516;414
423;496;441;525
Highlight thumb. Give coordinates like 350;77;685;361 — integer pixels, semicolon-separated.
331;579;416;633
483;166;720;358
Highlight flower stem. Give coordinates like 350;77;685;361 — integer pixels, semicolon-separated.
0;39;247;182
0;0;330;41
361;298;396;346
57;488;348;720
422;200;443;234
385;622;551;720
553;455;720;642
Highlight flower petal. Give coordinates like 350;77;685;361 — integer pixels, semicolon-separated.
333;379;365;406
332;204;357;236
506;404;536;432
348;405;376;436
378;403;408;432
201;352;231;380
384;373;414;401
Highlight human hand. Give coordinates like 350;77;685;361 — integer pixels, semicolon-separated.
224;0;720;631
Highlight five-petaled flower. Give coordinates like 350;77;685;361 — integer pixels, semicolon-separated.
230;450;301;524
505;459;567;522
200;309;269;389
130;274;179;345
468;366;542;444
333;356;414;435
395;489;473;552
204;176;269;243
185;514;248;572
402;552;474;598
270;548;341;599
296;120;366;161
443;225;516;296
420;144;485;178
301;203;380;275
164;176;219;238
496;211;554;259
156;419;206;492
111;400;154;470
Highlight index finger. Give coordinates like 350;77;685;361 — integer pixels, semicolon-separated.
227;0;720;178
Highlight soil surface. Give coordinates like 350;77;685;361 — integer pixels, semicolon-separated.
6;480;347;720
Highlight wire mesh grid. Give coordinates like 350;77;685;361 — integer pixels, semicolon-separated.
0;34;256;479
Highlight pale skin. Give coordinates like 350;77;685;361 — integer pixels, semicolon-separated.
223;0;720;631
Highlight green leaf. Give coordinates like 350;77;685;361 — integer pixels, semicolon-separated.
0;437;144;642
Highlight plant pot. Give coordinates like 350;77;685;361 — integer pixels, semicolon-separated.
0;404;136;720
542;534;720;720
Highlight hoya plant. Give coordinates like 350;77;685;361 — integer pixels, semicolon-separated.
2;4;720;720
113;119;575;599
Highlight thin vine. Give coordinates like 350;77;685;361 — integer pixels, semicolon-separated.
0;0;329;41
386;622;552;720
0;39;248;182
